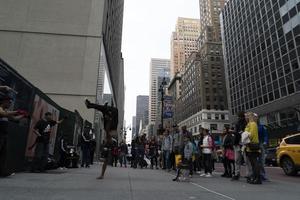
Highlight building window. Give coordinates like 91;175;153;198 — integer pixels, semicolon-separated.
207;113;211;120
221;114;225;120
210;124;218;130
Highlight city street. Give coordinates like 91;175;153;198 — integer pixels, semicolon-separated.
0;164;299;200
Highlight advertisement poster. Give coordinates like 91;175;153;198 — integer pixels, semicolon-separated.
163;96;173;119
25;95;60;157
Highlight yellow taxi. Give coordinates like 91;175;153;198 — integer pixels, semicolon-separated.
277;133;300;176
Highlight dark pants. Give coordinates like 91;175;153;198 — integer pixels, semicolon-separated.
59;151;67;168
32;142;49;171
81;143;90;167
170;151;175;169
119;153;127;167
90;150;95;165
193;153;201;172
112;155;118;167
163;150;171;169
150;155;158;168
223;157;235;176
203;153;212;174
247;152;261;182
0;137;9;176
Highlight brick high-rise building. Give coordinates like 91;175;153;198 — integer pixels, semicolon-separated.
171;17;201;77
178;0;229;136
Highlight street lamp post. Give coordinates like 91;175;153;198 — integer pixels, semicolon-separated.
158;77;167;134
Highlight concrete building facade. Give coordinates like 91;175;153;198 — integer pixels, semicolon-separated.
0;0;110;122
171;17;201;77
221;0;300;140
149;58;171;125
0;0;125;152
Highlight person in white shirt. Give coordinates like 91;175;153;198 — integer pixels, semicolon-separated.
201;128;213;177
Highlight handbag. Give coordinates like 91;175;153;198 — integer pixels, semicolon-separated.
225;149;235;160
247;143;260;151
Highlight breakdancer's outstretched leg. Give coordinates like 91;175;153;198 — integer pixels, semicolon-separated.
84;99;118;179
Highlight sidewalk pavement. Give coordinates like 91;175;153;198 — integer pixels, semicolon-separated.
0;163;300;200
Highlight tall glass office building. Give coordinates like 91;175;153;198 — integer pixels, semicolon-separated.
221;0;300;140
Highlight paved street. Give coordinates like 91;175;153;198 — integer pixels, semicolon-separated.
0;163;299;200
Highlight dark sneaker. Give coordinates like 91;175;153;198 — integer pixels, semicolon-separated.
85;99;91;108
231;175;240;181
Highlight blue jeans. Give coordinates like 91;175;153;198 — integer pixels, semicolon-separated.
119;153;127;167
163;150;171;169
259;144;267;179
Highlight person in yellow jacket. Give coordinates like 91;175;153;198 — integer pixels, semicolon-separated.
245;112;262;184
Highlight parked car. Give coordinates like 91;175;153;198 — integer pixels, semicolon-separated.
265;147;277;166
277;133;300;176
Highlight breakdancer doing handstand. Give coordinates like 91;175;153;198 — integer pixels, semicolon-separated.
84;99;118;179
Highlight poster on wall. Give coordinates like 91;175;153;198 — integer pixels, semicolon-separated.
25;95;60;157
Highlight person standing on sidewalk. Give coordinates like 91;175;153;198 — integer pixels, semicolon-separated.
58;134;68;169
81;125;92;168
245;112;262;184
90;138;96;165
149;136;159;169
31;112;65;172
162;129;173;171
119;140;128;167
255;113;269;181
111;141;119;167
222;128;235;178
232;112;247;180
0;95;26;177
201;128;213;177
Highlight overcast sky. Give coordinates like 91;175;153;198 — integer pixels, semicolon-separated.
121;0;200;139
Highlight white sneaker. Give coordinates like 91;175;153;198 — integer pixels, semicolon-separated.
200;173;206;177
196;171;201;174
205;173;212;178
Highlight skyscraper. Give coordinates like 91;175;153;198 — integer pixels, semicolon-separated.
221;0;300;139
132;116;136;138
136;95;149;136
171;17;201;77
149;58;171;125
177;0;229;135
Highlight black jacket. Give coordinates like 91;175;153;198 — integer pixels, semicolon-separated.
234;118;247;145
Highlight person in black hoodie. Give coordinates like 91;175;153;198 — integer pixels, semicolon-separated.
232;111;247;180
